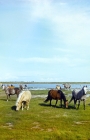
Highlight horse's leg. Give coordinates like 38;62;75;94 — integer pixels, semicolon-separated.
26;101;29;110
17;93;18;98
77;100;80;109
83;99;85;110
69;96;73;104
50;99;52;106
9;94;11;101
74;99;77;109
24;101;29;110
60;99;62;108
7;94;9;101
7;95;8;101
55;100;58;107
21;102;24;110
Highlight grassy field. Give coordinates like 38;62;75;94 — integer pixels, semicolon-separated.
0;88;90;140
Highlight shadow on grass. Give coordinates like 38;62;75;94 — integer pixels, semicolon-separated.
39;103;68;109
0;98;16;101
0;99;7;101
11;105;16;111
68;105;76;109
39;103;76;110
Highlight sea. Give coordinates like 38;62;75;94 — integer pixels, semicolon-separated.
3;83;90;90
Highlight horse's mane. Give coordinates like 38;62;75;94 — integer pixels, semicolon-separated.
58;90;67;101
75;86;87;96
16;90;24;105
82;86;87;95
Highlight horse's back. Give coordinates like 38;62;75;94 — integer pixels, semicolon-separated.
8;86;15;89
49;90;61;99
21;90;31;101
5;87;15;95
16;90;31;104
72;89;85;100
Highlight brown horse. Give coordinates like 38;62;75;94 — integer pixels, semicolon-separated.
2;85;23;101
44;90;68;108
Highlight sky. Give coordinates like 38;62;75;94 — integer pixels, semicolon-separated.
0;0;90;82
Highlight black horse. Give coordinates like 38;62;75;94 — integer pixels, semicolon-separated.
44;89;68;108
69;86;87;110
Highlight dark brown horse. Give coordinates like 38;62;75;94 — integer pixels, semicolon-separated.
44;90;68;108
2;85;23;101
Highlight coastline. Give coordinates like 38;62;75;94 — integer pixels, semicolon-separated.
1;81;90;84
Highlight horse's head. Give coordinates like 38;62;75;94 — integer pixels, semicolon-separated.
83;85;87;95
19;85;23;90
65;100;68;108
1;85;5;90
2;85;9;92
16;101;21;111
56;85;61;90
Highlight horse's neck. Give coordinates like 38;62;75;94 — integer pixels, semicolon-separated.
2;85;6;90
82;88;86;95
4;86;8;91
17;91;24;103
61;92;66;102
83;87;87;94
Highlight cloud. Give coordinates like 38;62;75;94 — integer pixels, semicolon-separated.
0;73;18;81
17;55;88;69
17;56;69;64
28;0;90;47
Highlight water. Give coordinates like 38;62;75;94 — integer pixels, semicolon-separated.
3;83;90;90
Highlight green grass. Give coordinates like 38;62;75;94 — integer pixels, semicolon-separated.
0;88;90;140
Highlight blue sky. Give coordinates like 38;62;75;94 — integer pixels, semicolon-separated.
0;0;90;82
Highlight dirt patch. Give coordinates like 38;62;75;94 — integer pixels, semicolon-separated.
3;122;14;129
74;121;90;125
32;95;47;98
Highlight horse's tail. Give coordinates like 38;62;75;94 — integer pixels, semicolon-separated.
44;96;49;102
44;90;51;102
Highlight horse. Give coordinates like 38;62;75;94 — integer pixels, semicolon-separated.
69;86;87;110
44;89;68;108
56;85;61;90
63;83;71;89
16;90;31;111
2;84;23;101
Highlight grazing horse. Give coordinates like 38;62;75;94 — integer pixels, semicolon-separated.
16;90;31;111
44;90;68;108
69;86;87;110
2;85;23;101
63;83;71;89
56;85;61;90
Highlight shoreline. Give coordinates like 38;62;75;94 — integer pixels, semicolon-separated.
1;82;90;84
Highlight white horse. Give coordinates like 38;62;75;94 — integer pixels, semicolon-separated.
69;86;87;109
56;85;61;90
16;90;31;111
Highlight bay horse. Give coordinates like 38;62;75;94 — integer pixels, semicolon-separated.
2;85;23;101
44;90;68;108
16;90;31;111
69;86;87;110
